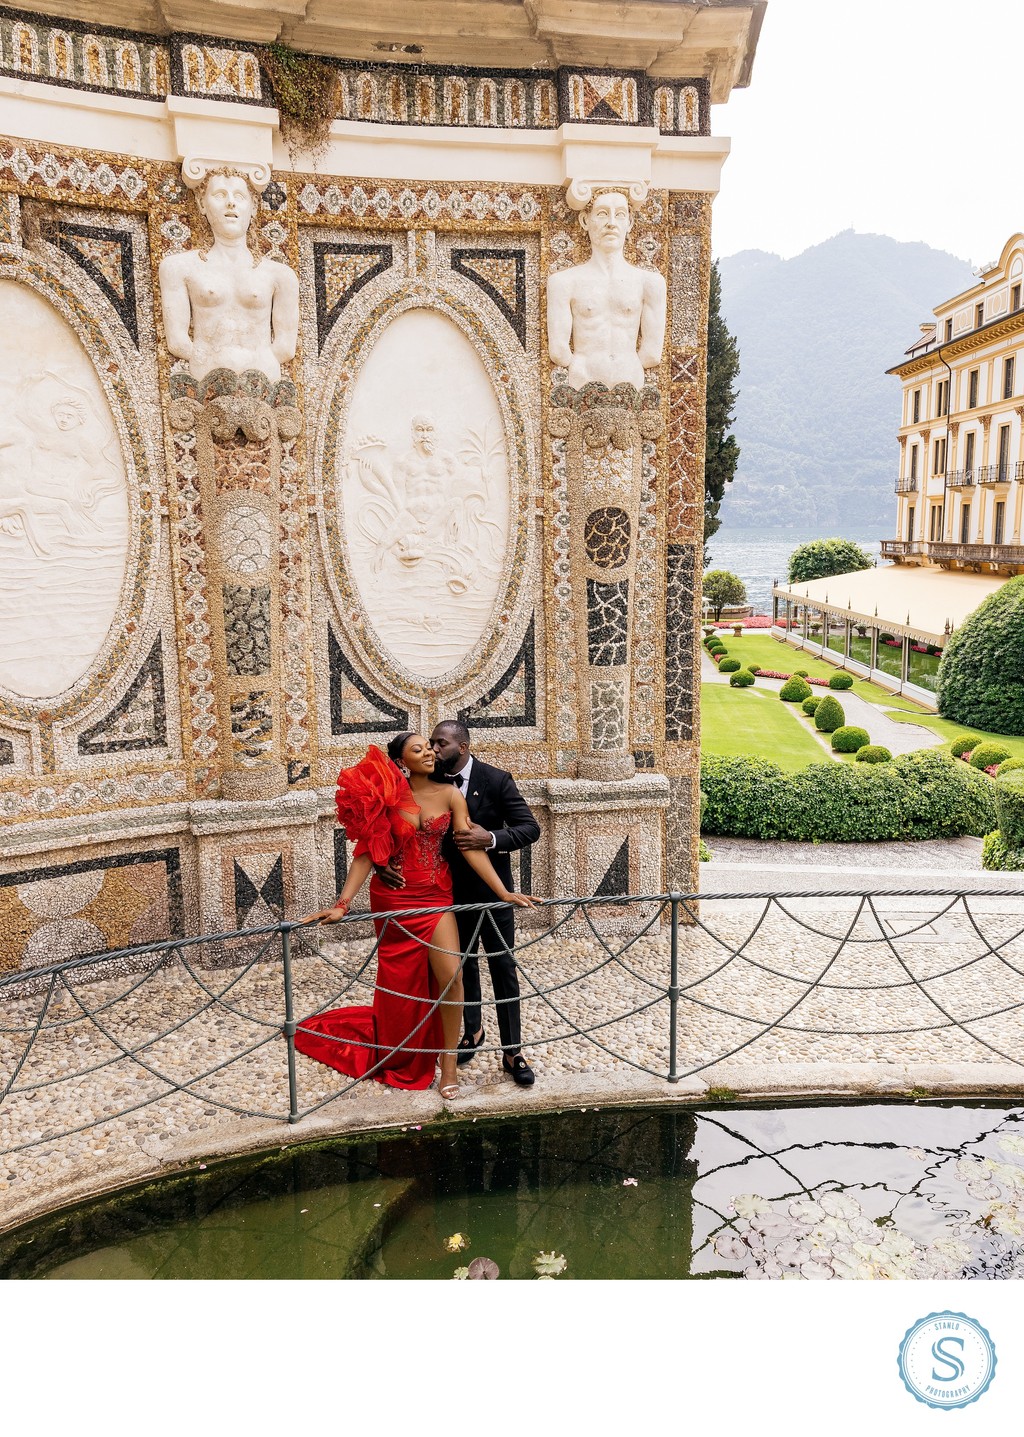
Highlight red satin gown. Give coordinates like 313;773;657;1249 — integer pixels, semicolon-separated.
295;806;453;1090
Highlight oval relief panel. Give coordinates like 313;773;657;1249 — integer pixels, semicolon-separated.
340;308;511;679
0;280;129;698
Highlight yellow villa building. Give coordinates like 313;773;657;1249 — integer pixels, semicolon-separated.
772;233;1024;706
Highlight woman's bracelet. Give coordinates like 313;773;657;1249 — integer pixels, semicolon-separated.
334;898;350;915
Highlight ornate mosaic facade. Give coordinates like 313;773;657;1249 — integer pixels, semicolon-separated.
0;10;714;966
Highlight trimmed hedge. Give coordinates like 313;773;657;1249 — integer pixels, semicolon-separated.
995;769;1024;849
831;725;870;753
718;657;741;672
729;669;755;687
814;695;845;732
828;673;854;690
701;751;997;842
794;669;809;677
982;829;1024;872
950;735;976;758
997;757;1024;776
779;676;812;702
938;574;1024;734
856;745;892;763
802;696;822;716
969;741;1012;771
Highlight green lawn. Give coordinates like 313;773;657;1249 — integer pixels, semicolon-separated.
708;634;932;713
700;682;830;772
884;710;1024;760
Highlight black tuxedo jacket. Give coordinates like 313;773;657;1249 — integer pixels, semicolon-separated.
437;758;539;900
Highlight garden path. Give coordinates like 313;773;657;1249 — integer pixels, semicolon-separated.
701;649;942;757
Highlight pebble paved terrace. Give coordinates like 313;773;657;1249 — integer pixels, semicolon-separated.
4;867;1024;1233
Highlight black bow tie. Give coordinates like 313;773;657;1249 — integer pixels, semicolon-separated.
451;773;465;788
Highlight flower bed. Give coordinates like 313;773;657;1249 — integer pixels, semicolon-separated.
713;616;774;629
753;668;830;687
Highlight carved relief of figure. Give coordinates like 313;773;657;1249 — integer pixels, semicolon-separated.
546;189;666;389
159;170;299;382
349;413;504;592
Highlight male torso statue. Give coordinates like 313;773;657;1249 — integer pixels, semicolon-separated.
546;189;666;389
159;170;299;383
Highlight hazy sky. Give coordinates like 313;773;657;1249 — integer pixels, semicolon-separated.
710;0;1021;264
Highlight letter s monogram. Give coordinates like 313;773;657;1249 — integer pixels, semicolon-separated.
931;1337;965;1383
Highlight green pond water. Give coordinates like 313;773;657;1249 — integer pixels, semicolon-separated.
4;1102;1024;1280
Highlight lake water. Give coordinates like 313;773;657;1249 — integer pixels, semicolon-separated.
705;532;883;616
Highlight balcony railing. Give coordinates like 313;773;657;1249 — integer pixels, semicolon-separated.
1017;460;1024;481
894;475;918;494
929;541;1024;565
945;469;976;487
880;539;925;558
977;464;1010;485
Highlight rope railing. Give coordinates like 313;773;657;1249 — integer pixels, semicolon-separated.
3;887;1024;1162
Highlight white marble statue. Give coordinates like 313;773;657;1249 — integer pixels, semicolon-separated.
546;189;666;389
159;170;299;382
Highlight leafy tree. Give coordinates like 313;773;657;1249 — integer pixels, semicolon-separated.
704;261;740;548
787;537;873;584
938;576;1024;735
703;568;747;620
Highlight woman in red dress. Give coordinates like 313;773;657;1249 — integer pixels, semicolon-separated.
299;732;535;1099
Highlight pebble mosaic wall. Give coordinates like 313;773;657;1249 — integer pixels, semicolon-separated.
0;123;711;957
0;9;709;137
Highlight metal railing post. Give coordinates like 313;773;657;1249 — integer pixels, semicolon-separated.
668;894;680;1084
281;923;299;1123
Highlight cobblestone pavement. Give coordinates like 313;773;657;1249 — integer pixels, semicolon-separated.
6;890;1024;1229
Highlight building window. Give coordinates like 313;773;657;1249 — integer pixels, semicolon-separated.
960;502;971;544
907;505;915;541
999;423;1011;480
909;444;918;481
968;368;979;408
912;388;921;423
964;431;976;473
930;503;944;541
976;302;985;328
936;379;949;416
995;500;1006;546
933;438;946;474
1013;284;1021;312
945;317;953;341
1004;356;1015;398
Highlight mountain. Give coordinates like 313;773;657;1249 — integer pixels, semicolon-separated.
715;231;975;535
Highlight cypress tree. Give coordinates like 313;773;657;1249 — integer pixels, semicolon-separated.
704;260;741;549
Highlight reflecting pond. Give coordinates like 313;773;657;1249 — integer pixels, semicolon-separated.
4;1102;1024;1280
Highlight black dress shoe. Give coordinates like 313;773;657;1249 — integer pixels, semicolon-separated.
456;1029;485;1067
502;1053;535;1086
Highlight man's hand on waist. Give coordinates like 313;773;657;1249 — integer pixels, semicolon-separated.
454;822;496;851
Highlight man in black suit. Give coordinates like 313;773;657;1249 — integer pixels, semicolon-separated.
430;719;540;1086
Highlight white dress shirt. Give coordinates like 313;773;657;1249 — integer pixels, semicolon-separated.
451;756;496;848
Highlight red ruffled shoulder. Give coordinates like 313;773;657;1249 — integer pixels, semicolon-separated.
335;745;418;865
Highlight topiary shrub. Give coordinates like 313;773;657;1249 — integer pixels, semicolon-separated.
938;574;1024;735
700;751;995;842
950;735;976;758
709;644;727;656
718;657;741;672
982;829;1024;871
969;741;1012;771
813;695;845;732
748;665;761;676
831;725;870;753
729;669;755;687
794;669;809;677
855;745;892;763
997;757;1024;776
828;673;854;690
779;676;812;703
802;696;822;716
995;769;1024;849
